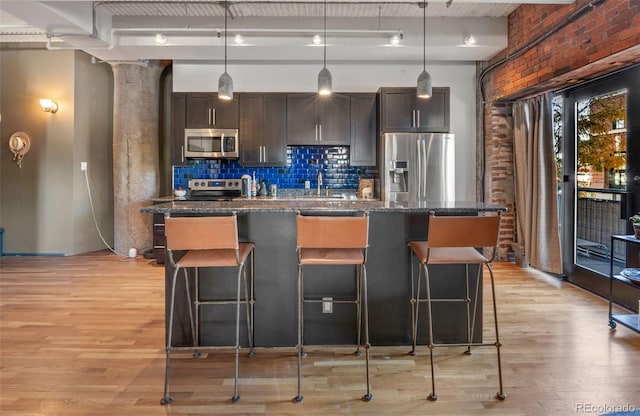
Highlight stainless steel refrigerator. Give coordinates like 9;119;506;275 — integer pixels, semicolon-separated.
381;133;455;202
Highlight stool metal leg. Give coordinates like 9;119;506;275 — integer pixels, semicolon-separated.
409;251;418;356
231;264;243;403
242;255;255;358
468;264;483;356
246;251;255;357
423;263;438;401
411;258;424;356
361;263;373;402
294;264;304;403
185;269;200;358
354;264;362;356
487;263;506;400
161;267;180;405
464;264;472;355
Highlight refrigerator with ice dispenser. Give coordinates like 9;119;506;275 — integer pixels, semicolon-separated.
380;133;455;202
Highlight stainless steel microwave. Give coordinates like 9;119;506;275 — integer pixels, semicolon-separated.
184;128;239;159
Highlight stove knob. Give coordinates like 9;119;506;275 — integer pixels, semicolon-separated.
200;181;206;187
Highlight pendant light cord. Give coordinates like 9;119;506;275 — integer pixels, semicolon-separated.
224;0;228;72
323;0;327;67
422;0;426;71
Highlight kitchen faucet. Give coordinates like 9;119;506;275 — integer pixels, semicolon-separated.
317;170;323;196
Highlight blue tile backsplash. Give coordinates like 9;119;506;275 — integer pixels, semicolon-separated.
173;146;376;190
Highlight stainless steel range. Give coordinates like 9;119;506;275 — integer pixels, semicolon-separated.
187;179;241;201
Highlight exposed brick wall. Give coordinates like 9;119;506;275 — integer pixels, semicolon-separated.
484;0;640;101
480;0;639;261
486;103;515;261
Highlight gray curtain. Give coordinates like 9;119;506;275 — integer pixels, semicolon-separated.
513;92;563;274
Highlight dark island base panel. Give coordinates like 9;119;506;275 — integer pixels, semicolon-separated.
166;212;485;348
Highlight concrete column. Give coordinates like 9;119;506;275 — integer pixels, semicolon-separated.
112;61;165;255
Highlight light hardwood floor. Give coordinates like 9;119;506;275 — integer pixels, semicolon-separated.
1;251;639;416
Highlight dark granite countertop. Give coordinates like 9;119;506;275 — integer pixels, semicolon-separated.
142;198;506;214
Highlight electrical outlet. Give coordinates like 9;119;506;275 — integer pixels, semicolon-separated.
80;162;87;171
322;297;333;314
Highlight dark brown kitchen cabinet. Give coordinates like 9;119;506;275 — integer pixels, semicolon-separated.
239;93;287;166
349;93;377;166
170;93;187;165
379;87;450;133
286;93;350;145
186;93;239;128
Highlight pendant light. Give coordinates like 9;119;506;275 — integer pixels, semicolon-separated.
218;1;233;101
317;0;332;95
416;0;432;99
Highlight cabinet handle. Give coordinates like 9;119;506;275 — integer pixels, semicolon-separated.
262;146;267;162
208;108;212;125
181;145;184;163
259;146;263;162
416;110;420;127
315;124;318;141
412;110;416;128
319;124;322;141
211;108;216;125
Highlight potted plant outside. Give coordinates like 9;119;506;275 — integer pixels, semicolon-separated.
630;214;640;238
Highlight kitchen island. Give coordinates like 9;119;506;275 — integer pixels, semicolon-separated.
142;199;505;348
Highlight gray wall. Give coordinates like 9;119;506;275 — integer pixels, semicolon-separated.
0;48;113;255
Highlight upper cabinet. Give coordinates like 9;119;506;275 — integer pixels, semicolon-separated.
349;93;377;166
170;93;187;165
186;93;239;129
286;93;350;145
239;93;287;167
379;87;450;133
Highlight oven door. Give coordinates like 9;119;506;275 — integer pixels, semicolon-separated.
186;188;241;201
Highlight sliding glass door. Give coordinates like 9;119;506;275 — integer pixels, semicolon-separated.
574;89;628;276
559;65;640;309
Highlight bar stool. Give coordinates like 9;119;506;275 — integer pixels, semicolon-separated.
407;211;505;401
294;212;372;403
161;214;255;405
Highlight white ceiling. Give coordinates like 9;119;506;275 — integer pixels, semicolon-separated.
0;0;575;63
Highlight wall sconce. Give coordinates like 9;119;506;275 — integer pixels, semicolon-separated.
39;99;58;113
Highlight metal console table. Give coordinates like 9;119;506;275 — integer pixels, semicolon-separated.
608;235;640;333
